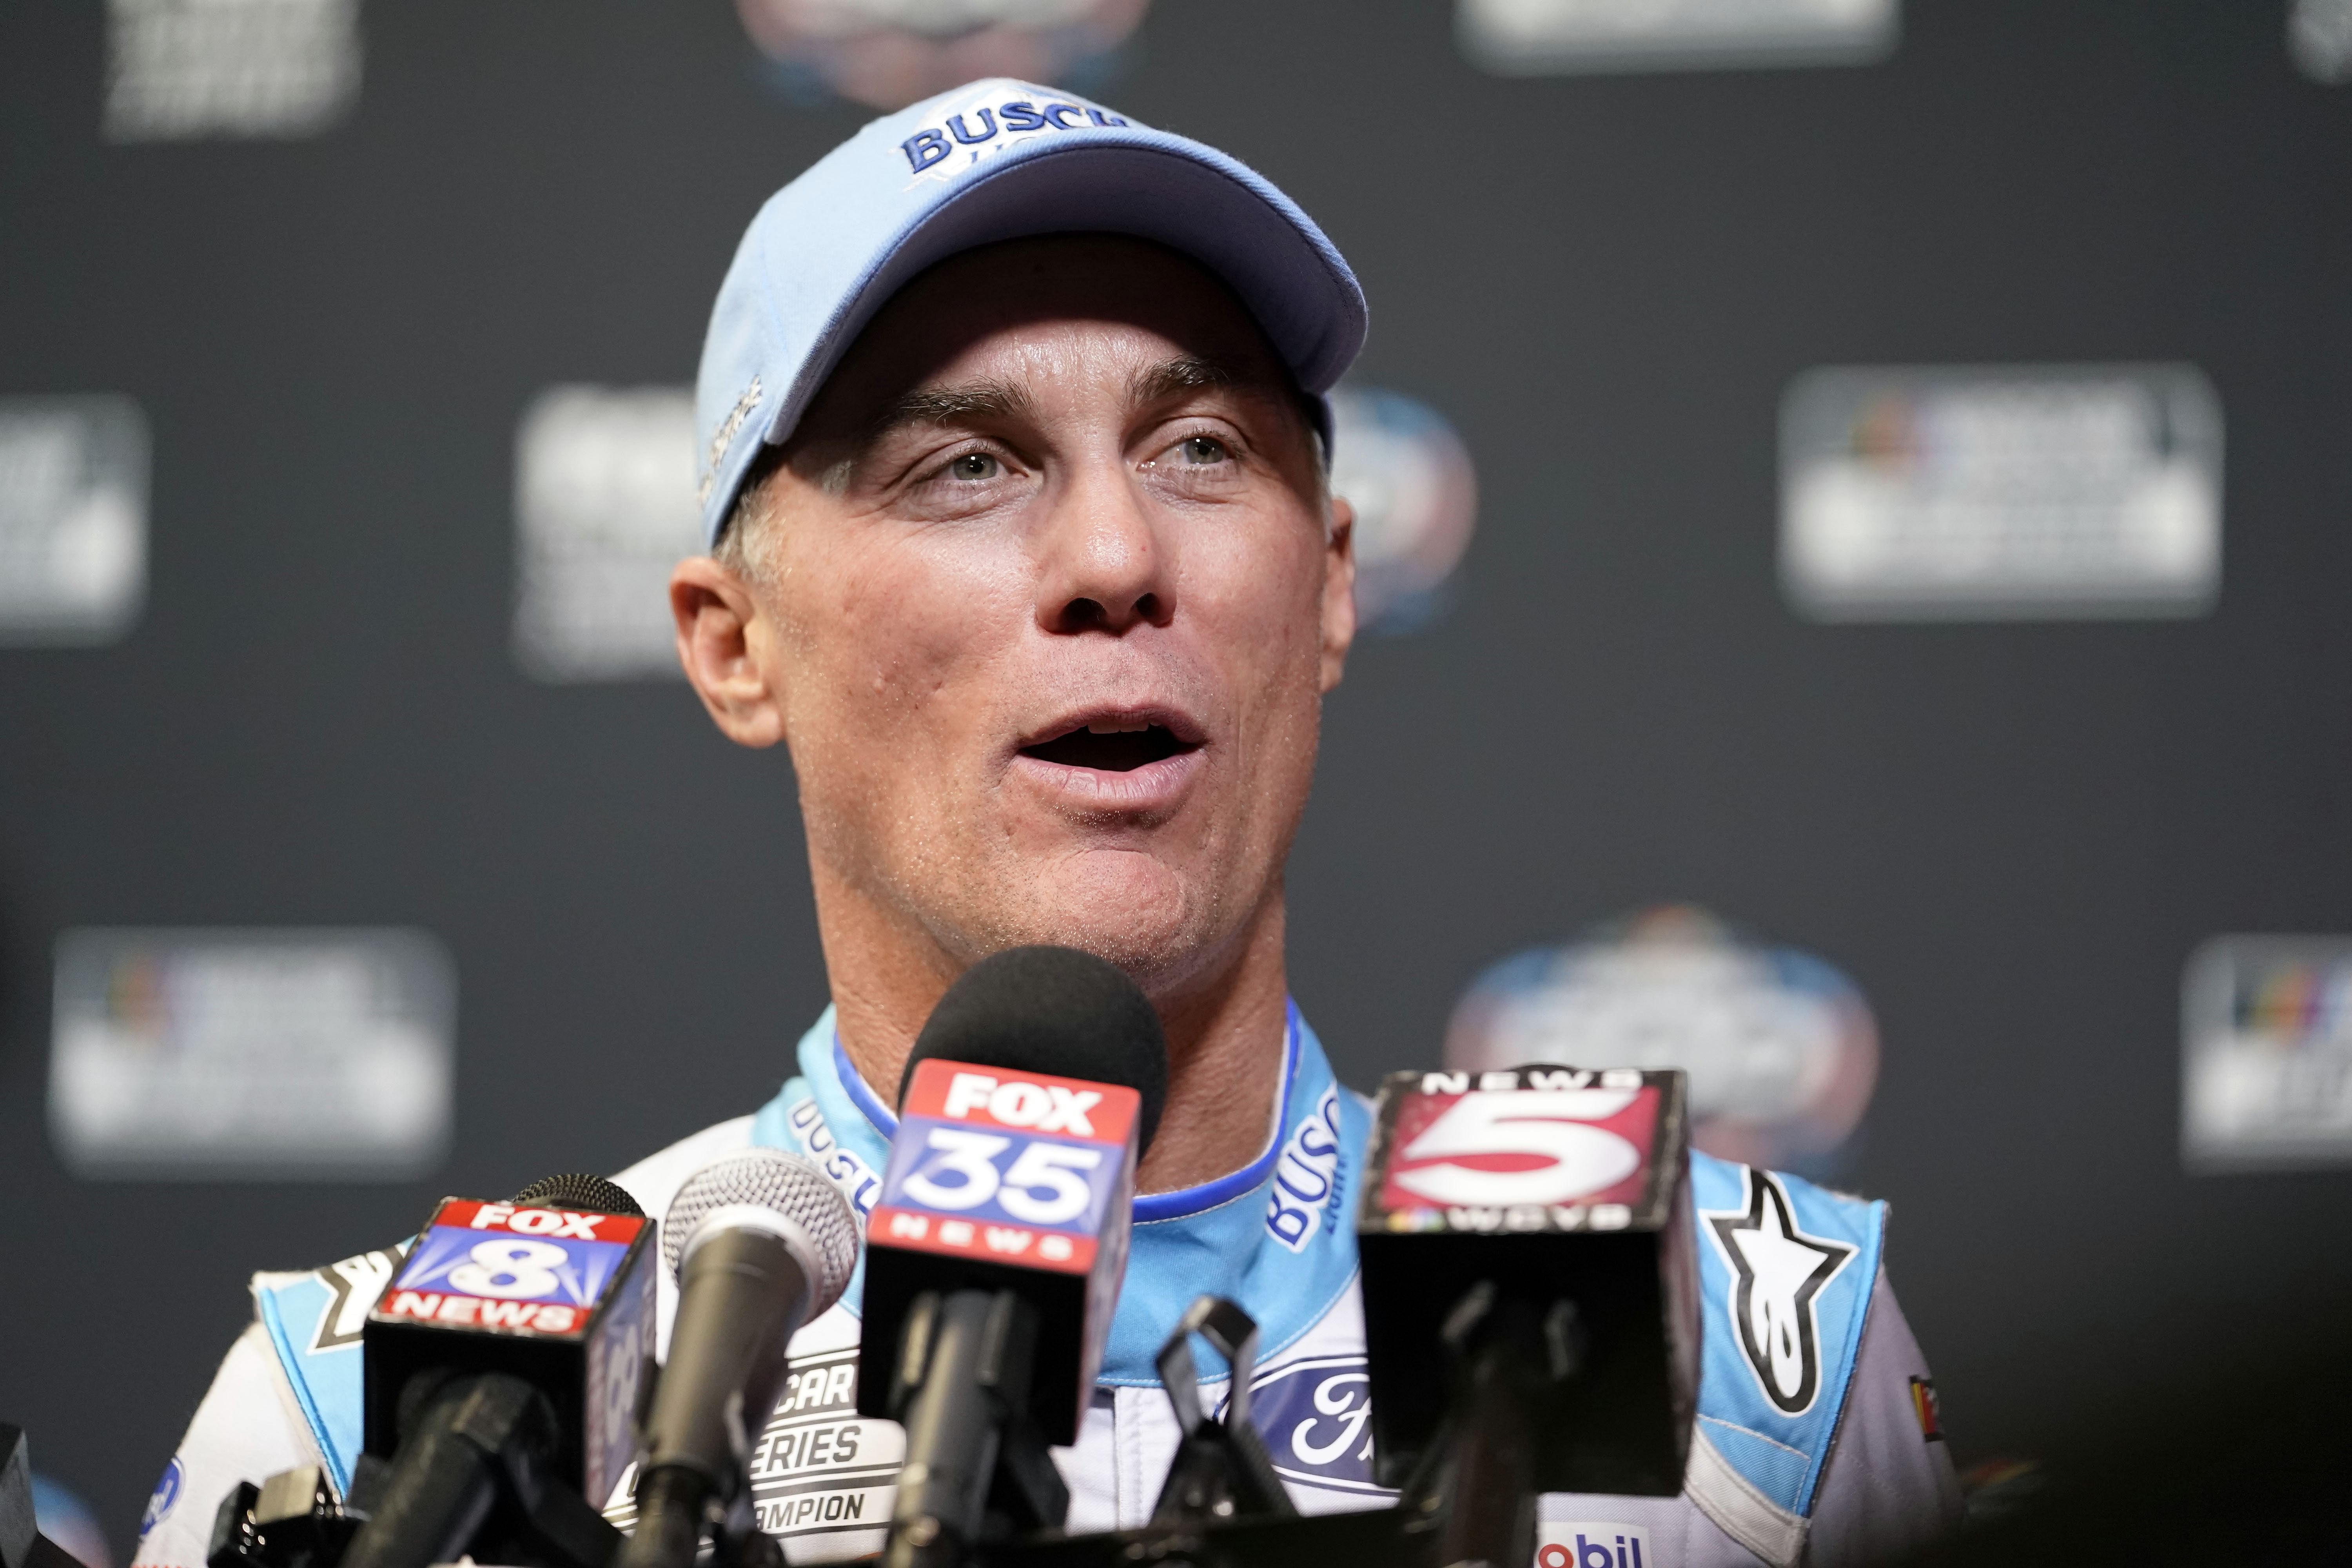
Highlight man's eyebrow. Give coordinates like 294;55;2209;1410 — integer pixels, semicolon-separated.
860;379;1036;443
1128;354;1256;407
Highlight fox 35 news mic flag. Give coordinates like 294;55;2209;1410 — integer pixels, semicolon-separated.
859;944;1165;1568
859;1057;1142;1447
1357;1066;1700;1499
346;1188;655;1568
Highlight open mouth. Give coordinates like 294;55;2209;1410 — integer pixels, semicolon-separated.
1019;719;1197;773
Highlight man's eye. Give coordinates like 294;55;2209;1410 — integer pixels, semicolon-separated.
944;452;1001;481
1176;436;1230;465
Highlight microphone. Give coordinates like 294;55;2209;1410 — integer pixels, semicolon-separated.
1357;1065;1700;1568
1;1425;82;1568
617;1149;860;1568
858;946;1169;1568
339;1173;657;1568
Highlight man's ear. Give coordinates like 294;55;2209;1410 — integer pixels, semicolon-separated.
672;555;788;748
1320;493;1358;693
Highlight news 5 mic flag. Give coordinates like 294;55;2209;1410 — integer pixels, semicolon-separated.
1357;1066;1700;1496
364;1198;656;1509
856;1058;1141;1445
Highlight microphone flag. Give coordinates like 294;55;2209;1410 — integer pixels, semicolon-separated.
858;1056;1141;1446
1357;1065;1700;1497
363;1196;656;1513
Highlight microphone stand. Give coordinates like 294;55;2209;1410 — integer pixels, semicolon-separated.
881;1289;1069;1568
1148;1297;1294;1529
970;1298;1439;1568
1398;1281;1585;1568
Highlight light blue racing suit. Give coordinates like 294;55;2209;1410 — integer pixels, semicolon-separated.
132;1007;1958;1568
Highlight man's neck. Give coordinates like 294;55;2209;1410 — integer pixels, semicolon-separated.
811;867;1293;1196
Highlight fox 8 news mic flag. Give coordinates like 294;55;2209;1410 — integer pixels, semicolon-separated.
1358;1065;1700;1497
858;1058;1141;1446
363;1196;655;1512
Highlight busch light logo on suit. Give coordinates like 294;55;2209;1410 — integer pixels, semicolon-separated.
1538;1524;1652;1568
898;84;1130;181
1265;1087;1345;1252
787;1095;883;1219
1221;1356;1386;1497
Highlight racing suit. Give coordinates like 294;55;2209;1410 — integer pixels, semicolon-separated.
132;1007;1959;1568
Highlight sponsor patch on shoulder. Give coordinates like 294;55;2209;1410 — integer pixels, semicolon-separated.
1909;1376;1944;1441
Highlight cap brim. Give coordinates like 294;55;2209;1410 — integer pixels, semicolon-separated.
748;131;1366;474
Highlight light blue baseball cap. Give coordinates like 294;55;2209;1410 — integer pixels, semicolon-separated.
693;77;1368;546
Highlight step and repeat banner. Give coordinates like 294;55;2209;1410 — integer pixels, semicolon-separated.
5;0;2352;1554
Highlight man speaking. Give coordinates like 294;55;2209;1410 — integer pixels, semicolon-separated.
133;81;1958;1568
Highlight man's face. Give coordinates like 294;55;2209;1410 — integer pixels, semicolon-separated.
680;235;1354;994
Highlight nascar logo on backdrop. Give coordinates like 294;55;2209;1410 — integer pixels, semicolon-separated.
1327;387;1478;635
2181;935;2352;1172
1445;905;1878;1176
2292;0;2352;82
105;0;362;142
736;0;1149;111
0;397;148;646
1456;0;1897;76
1779;363;2224;622
47;927;455;1179
513;387;703;682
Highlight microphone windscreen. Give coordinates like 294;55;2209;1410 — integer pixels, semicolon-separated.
902;946;1169;1158
511;1172;644;1218
659;1147;860;1316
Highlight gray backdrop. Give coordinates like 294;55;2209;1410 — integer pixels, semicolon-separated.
5;0;2350;1546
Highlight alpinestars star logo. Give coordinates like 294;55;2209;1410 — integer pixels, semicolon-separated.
310;1241;412;1352
1704;1167;1854;1416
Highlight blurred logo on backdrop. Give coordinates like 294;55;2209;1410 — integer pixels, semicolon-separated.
0;397;147;647
48;928;453;1179
736;0;1147;111
513;386;702;682
1457;0;1896;76
2182;936;2352;1172
105;0;362;142
1779;363;2223;622
2290;0;2352;82
1445;906;1878;1176
1327;387;1477;635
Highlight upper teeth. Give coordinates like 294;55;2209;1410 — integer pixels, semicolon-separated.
1087;718;1151;734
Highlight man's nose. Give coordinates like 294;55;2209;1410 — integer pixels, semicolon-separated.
1034;465;1174;635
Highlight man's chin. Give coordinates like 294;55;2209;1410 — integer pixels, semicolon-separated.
982;849;1222;981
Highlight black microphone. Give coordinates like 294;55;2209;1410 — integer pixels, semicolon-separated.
1;1425;83;1568
1357;1065;1700;1568
338;1173;657;1568
858;946;1169;1568
617;1149;859;1568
